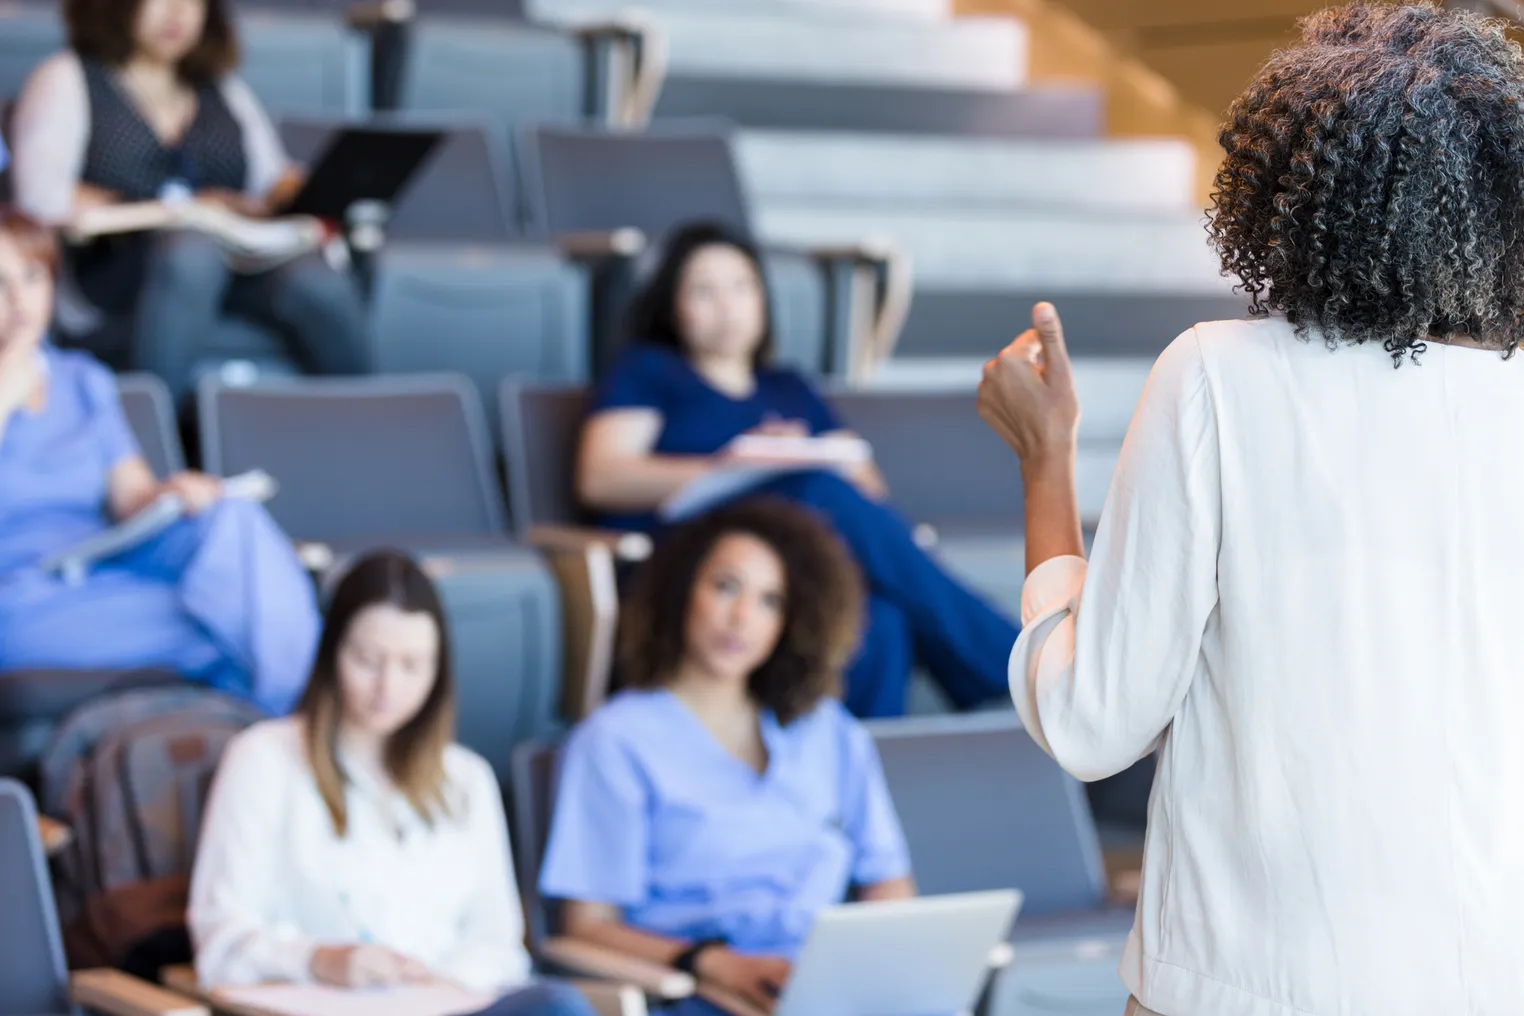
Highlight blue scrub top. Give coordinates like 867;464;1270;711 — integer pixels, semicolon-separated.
588;343;843;532
539;689;912;958
0;347;141;575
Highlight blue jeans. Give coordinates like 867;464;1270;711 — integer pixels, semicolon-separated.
469;982;598;1016
757;471;1021;718
133;231;369;402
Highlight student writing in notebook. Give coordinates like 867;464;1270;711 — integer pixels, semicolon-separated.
189;551;594;1016
0;207;317;714
8;0;367;401
577;221;1019;718
539;500;915;1015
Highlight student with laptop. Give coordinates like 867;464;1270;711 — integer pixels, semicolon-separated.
539;500;919;1014
8;0;368;400
188;551;595;1016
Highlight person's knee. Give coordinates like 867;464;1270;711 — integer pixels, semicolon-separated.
146;231;227;289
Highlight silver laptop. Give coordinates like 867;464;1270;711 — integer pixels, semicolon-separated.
774;889;1023;1016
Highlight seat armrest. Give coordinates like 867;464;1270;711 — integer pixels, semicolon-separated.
71;969;208;1016
528;527;634;719
540;937;695;1000
555;229;649;261
569;16;668;127
569;979;648;1016
530;524;651;563
764;239;913;381
345;0;413;27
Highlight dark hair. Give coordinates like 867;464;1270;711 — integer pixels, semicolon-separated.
618;498;863;724
64;0;240;86
0;207;60;277
299;551;456;836
1210;3;1524;364
626;220;776;366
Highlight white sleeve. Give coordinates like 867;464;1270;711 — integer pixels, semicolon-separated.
219;76;292;199
188;728;319;987
433;757;534;995
1009;327;1222;781
11;52;90;225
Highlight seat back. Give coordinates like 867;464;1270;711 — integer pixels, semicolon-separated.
499;381;588;537
237;10;370;118
868;714;1108;918
525;125;751;241
831;388;1024;532
198;374;506;543
0;779;73;1016
369;243;590;428
116;374;183;479
0;4;61;106
508;739;560;948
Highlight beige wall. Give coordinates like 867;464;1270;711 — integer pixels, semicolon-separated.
958;0;1334;206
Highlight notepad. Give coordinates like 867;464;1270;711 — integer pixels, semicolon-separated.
215;983;494;1016
657;434;871;523
39;470;277;585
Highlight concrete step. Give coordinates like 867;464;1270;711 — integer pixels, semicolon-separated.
737;131;1199;214
656;78;1100;138
528;1;1027;89
866;356;1153;443
755;206;1229;290
893;288;1250;361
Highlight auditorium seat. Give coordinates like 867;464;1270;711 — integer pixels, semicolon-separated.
869;714;1133;1016
509;740;699;1006
368;244;591;422
0;4;58;104
278;118;593;411
525;124;903;378
0;779;203;1016
196;375;596;775
236;9;371;118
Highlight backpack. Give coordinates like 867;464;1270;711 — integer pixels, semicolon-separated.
39;684;265;976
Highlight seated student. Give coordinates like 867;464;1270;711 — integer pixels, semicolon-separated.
540;500;915;1015
188;551;593;1016
0;207;317;714
9;0;368;401
577;221;1018;718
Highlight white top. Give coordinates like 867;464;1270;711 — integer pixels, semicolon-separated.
1011;317;1524;1016
10;52;291;225
188;718;533;995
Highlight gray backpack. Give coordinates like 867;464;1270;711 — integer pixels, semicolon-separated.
39;685;265;972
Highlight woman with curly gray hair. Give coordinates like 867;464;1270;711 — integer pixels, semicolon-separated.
978;4;1524;1015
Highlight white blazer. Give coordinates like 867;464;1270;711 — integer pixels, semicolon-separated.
1012;317;1524;1015
188;718;533;995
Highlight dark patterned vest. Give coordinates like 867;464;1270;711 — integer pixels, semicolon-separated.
70;60;249;315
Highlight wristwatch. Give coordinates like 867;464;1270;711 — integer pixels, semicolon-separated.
672;937;727;976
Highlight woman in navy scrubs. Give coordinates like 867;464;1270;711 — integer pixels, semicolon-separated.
576;221;1019;717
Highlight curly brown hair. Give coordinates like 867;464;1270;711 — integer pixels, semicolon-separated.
617;498;864;725
1209;3;1524;364
64;0;240;86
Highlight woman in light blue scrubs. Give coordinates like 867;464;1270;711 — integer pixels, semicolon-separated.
539;498;916;1014
0;208;319;714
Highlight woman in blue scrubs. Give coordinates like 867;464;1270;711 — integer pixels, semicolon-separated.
577;221;1019;718
540;499;915;1014
0;208;318;714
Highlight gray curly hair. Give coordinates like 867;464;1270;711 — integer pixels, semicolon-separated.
1209;3;1524;363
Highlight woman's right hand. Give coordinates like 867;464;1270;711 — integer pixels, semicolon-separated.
309;944;432;989
696;948;792;1012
